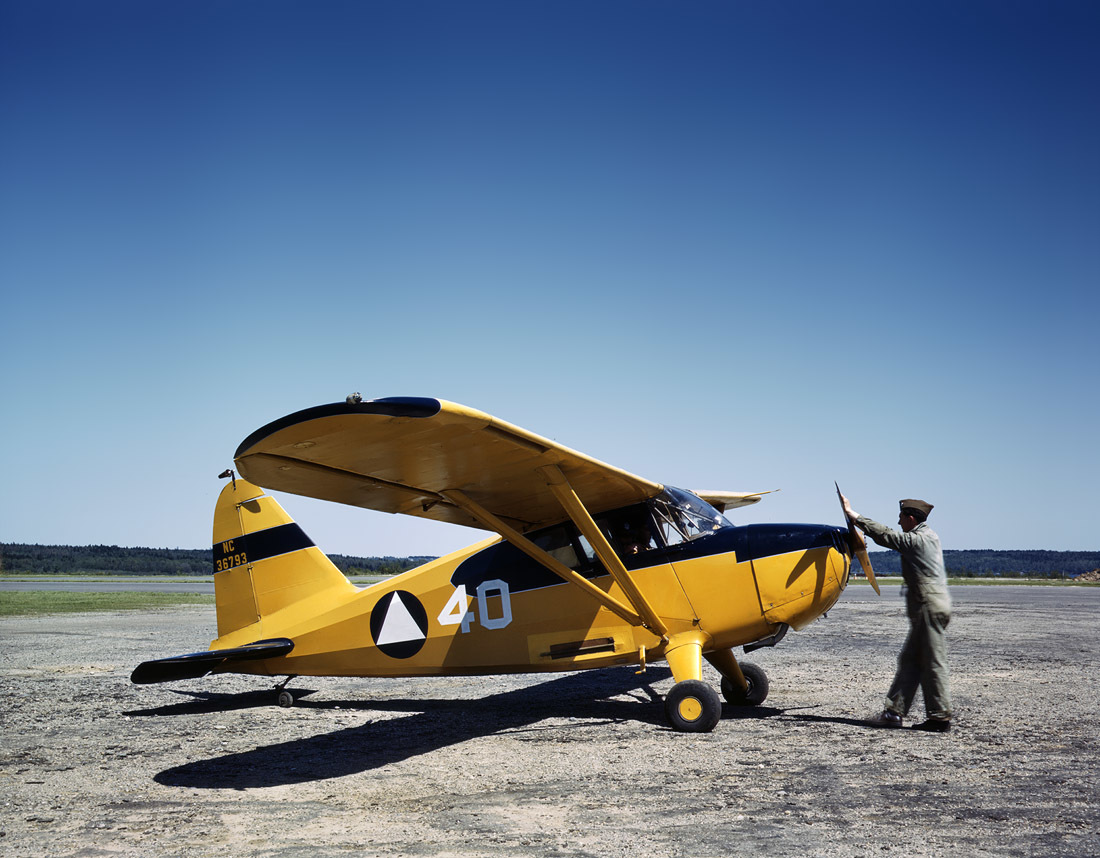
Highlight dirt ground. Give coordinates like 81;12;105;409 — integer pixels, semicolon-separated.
2;585;1097;858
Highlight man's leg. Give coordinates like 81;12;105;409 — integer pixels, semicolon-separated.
919;608;952;721
885;623;923;716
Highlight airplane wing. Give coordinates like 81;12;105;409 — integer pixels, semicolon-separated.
233;397;664;532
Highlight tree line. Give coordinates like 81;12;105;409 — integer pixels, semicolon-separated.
0;543;435;577
860;549;1099;579
3;542;1097;580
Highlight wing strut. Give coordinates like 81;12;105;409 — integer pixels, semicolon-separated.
441;489;645;627
538;465;670;638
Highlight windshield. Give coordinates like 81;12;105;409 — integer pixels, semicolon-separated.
650;487;733;547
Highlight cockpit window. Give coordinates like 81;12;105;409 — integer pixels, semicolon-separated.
650;487;732;547
597;508;658;559
505;488;730;577
530;524;581;569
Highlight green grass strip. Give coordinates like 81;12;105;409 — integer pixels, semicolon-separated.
0;591;215;617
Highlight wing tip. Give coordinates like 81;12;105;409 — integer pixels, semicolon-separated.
235;398;443;459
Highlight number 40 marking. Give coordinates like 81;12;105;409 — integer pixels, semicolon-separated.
437;580;512;633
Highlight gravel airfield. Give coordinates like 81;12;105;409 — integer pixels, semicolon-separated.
2;584;1097;858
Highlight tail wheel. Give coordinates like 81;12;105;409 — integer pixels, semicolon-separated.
720;661;769;706
665;680;722;733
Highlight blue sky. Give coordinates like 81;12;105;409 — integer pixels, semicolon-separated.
2;1;1097;556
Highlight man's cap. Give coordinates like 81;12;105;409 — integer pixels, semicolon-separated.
899;499;934;516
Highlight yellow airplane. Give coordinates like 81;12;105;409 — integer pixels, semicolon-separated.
132;396;876;732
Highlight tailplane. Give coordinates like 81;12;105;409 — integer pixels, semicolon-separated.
131;638;294;684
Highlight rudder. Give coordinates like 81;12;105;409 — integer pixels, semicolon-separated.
212;476;356;640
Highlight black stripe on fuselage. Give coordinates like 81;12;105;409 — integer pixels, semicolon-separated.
451;523;849;594
212;523;314;572
726;523;850;563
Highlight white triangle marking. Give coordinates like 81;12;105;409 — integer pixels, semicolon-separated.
376;594;425;646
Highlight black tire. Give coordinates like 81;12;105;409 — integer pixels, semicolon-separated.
720;661;769;706
664;680;722;733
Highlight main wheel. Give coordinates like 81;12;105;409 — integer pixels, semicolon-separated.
720;661;769;706
664;680;722;733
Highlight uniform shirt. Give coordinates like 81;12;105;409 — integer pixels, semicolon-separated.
856;517;952;616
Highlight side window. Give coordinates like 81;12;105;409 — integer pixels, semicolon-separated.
576;534;598;566
452;520;603;593
597;508;657;559
531;525;580;569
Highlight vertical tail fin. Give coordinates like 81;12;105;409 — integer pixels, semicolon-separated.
212;477;356;640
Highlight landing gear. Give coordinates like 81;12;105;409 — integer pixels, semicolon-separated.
720;661;769;706
663;633;721;733
665;680;722;733
662;636;770;732
273;675;297;708
705;648;770;707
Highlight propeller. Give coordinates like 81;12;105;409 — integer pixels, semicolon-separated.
835;482;879;595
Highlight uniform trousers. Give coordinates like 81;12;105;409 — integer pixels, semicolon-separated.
885;604;952;721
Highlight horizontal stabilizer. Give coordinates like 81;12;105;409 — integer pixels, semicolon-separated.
130;638;294;685
694;490;777;512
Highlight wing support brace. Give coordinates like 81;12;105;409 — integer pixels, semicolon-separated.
537;465;670;638
441;489;645;628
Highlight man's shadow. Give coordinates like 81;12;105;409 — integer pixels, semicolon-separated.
134;667;797;789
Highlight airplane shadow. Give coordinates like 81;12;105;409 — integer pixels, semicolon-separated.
135;673;877;789
143;667;681;789
125;689;320;716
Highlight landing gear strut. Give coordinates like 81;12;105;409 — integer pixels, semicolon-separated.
273;675;297;708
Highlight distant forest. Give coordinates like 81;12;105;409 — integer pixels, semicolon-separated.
0;544;435;577
2;543;1097;579
861;549;1099;579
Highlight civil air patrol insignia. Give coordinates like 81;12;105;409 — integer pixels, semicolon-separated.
369;590;428;658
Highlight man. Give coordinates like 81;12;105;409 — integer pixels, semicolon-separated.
840;493;953;732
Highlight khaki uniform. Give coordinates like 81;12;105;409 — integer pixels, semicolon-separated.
856;517;953;721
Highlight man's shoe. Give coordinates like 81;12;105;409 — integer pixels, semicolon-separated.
867;710;903;728
912;718;951;733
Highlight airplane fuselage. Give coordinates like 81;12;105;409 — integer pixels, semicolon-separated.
133;395;866;733
211;484;850;681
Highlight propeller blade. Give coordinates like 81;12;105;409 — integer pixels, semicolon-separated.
850;523;879;595
835;482;880;595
